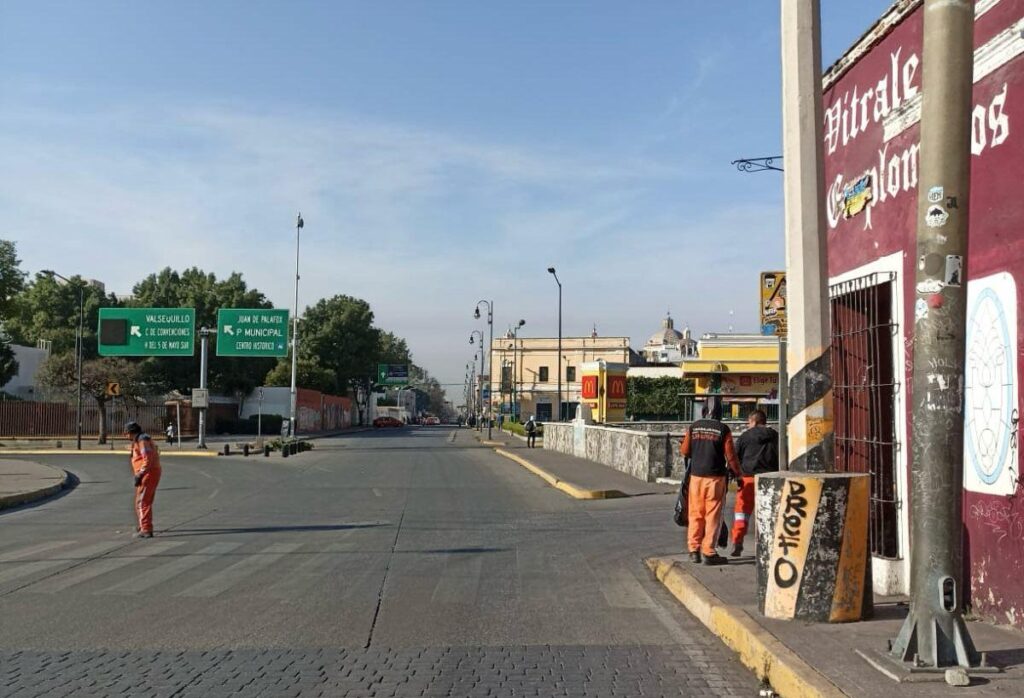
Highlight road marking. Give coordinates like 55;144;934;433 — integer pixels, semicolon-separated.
0;540;78;562
175;543;302;598
264;541;354;598
431;553;483;605
27;541;185;593
100;542;242;595
0;540;124;586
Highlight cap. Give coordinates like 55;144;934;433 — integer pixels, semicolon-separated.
124;421;142;434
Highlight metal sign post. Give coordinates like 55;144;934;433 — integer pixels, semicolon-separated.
197;328;210;449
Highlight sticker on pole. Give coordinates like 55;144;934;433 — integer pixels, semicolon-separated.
945;255;964;287
927;186;944;203
926;205;949;228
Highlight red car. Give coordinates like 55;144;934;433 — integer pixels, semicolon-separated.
373;416;403;428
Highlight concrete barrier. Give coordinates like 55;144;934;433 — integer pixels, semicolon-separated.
756;472;872;622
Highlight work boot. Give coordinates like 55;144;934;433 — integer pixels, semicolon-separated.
688;551;702;564
133;531;153;539
731;542;743;558
703;553;728;566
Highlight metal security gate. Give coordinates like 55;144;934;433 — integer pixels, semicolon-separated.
830;272;901;559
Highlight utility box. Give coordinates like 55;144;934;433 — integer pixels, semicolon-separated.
580;361;628;423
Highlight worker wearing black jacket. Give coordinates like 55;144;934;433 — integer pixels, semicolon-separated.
730;410;779;557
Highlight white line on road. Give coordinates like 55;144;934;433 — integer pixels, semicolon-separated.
27;541;185;593
0;540;125;586
100;541;242;595
175;543;302;598
0;540;78;562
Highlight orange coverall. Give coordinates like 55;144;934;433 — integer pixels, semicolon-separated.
680;423;741;556
130;433;162;534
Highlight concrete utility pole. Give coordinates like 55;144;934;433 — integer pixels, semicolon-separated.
289;213;303;439
890;0;980;669
198;327;210;450
780;0;833;473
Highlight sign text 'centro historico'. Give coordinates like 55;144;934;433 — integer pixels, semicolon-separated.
216;309;289;357
98;308;196;357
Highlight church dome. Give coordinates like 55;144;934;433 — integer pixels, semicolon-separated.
646;314;684;347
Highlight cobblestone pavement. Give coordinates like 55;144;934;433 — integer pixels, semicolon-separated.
2;645;754;697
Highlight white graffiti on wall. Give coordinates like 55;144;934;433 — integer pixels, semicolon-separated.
964;272;1019;496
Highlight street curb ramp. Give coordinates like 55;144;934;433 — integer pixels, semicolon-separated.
494;448;627;500
645;556;848;698
0;465;71;511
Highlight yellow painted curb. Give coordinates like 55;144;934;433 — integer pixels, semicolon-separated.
494;448;627;500
645;557;848;698
480;440;504;446
0;449;219;458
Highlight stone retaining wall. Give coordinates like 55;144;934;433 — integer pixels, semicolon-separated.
542;423;682;482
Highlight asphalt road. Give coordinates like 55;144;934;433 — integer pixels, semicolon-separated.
0;427;757;697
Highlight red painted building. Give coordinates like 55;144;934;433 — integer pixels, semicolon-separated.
823;0;1024;628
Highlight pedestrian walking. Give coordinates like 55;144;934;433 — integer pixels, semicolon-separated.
525;416;538;448
125;421;162;538
730;409;778;557
679;402;741;565
165;421;175;444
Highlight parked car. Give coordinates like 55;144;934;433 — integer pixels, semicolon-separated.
373;416;403;428
423;416;440;426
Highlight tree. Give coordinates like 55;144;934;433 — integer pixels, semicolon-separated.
264;357;338;395
626;376;695;420
0;336;17;387
5;272;117;357
131;267;276;400
299;295;380;394
0;240;26;319
38;353;144;443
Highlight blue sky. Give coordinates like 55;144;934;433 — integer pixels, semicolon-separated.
0;1;894;393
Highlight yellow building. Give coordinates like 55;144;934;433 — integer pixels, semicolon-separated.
489;333;634;422
680;333;781;420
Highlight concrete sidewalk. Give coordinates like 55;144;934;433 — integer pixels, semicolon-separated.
646;548;1024;696
483;429;677;498
0;459;70;510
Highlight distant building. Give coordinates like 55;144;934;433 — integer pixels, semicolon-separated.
641;313;697;364
1;344;50;399
680;333;780;421
490;331;638;422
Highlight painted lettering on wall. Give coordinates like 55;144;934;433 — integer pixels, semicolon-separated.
774;481;809;589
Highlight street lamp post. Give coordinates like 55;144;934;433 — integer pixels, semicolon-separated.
289;213;303;439
43;270;84;450
511;319;525;421
474;300;494;439
469;331;484;431
547;268;562;421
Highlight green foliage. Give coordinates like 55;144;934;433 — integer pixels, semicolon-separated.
626;376;694;420
5;272;119;357
264;357;338;394
0;240;25;319
0;339;17;387
299;295;379;394
131;267;276;396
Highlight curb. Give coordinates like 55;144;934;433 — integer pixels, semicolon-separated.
0;449;219;457
494;448;627;500
645;556;847;698
0;466;71;511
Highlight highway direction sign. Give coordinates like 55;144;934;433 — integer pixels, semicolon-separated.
216;309;289;357
98;308;196;356
377;364;409;385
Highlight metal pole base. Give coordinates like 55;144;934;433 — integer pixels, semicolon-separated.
890;609;981;669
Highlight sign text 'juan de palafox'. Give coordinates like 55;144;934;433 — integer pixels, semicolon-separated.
216;309;289;357
98;308;196;357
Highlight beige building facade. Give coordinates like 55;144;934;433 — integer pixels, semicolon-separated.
489;335;633;422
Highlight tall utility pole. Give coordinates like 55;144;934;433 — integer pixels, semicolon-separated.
289;213;303;438
891;0;979;669
780;0;833;473
43;270;84;450
547;268;562;421
197;327;210;449
475;300;494;439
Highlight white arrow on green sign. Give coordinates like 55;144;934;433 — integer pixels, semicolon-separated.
216;309;289;357
98;308;196;357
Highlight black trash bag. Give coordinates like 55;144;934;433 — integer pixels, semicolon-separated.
673;460;692;527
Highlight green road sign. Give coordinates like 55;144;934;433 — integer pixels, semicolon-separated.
98;308;196;356
377;363;409;385
216;308;289;357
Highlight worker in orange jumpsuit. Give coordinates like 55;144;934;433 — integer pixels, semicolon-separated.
680;402;741;565
125;421;162;538
731;409;779;557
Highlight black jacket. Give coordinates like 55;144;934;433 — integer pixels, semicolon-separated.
681;419;740;478
735;425;779;476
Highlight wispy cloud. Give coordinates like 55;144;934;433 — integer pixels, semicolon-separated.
0;90;781;389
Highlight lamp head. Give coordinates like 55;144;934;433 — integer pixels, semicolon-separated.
517;319;525;328
474;308;480;319
547;267;556;274
469;336;474;344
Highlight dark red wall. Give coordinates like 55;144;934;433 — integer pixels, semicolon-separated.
824;0;1024;628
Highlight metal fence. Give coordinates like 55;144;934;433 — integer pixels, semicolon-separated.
0;400;167;439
